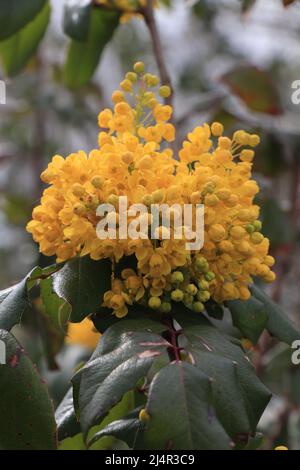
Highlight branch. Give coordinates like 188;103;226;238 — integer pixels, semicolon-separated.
141;0;173;107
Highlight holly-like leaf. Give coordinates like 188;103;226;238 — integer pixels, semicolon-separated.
221;65;282;115
63;9;120;89
63;0;92;41
144;362;231;450
226;297;268;344
55;388;81;441
174;312;271;441
0;330;57;450
48;256;111;323
0;0;47;41
0;2;51;77
88;414;142;449
74;310;271;449
73;317;169;438
251;285;300;345
0;264;59;331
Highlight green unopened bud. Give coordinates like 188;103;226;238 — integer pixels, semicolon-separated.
193;301;205;313
253;220;262;231
171;289;184;302
126;71;138;83
186;284;198;296
159;85;171;98
160;302;171;313
134;61;145;74
183;293;194;305
195;256;209;272
197;290;210;302
170;271;184;284
245;224;255;234
198;279;210;290
148;296;161;309
205;271;215;282
251;232;264;244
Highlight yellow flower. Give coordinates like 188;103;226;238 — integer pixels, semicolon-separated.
66;318;100;349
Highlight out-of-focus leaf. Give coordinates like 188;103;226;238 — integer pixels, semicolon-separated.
221;65;282;115
251;285;300;345
3;194;32;224
63;0;92;41
253;134;287;177
0;2;51;77
0;330;57;450
283;0;297;6
63;9;120;89
0;0;47;40
227;297;268;344
240;0;256;13
260;198;293;247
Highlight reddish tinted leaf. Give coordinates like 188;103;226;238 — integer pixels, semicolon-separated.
283;0;297;6
221;65;282;116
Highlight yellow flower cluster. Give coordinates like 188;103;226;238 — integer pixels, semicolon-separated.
27;62;275;318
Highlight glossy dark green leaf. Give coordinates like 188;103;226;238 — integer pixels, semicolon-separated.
226;297;268;344
63;0;92;41
175;313;271;440
88;416;142;449
73;318;169;438
0;2;51;77
40;277;71;332
0;330;57;450
55;388;80;441
0;0;47;40
144;362;231;450
63;9;120;88
251;285;300;345
0;264;60;331
51;256;111;323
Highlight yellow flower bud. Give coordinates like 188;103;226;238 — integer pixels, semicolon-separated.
139;408;150;423
171;289;184;302
148;296;161;309
120;79;133;92
159;85;171;98
211;122;224;137
134;61;145;74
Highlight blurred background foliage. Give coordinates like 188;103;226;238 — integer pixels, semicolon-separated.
0;0;300;449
